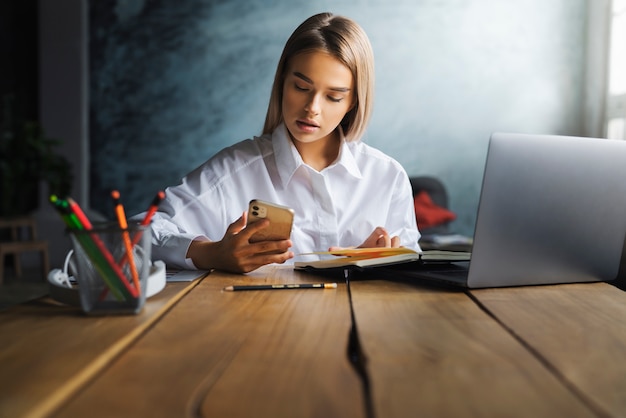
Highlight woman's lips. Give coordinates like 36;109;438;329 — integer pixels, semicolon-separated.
296;120;320;133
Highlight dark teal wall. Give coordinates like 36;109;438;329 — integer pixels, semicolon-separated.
89;0;587;235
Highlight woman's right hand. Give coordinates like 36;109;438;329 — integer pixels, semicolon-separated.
186;212;294;273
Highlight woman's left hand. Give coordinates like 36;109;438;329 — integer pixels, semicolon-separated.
358;226;400;248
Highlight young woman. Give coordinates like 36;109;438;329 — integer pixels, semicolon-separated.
145;12;420;273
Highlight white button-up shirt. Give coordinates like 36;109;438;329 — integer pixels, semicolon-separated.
145;123;420;268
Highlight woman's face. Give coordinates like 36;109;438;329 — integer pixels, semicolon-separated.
281;51;354;145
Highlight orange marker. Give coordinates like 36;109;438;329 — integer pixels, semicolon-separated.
111;190;141;293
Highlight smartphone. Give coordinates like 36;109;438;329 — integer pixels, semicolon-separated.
246;199;295;243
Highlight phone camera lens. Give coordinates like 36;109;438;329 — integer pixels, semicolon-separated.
252;211;258;216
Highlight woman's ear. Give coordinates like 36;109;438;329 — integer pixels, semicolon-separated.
348;96;357;112
340;104;357;131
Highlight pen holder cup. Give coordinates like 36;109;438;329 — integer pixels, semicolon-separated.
69;223;151;315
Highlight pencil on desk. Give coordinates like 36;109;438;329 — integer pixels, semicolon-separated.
223;283;338;291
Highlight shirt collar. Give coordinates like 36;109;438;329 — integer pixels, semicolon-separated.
273;123;301;187
273;123;363;186
334;131;363;179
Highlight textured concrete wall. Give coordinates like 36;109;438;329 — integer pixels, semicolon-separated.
89;0;587;236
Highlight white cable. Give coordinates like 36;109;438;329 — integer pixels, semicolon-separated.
63;249;73;273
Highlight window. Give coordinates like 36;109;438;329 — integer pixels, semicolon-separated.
607;0;626;139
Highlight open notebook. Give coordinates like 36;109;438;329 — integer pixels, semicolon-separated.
294;247;470;270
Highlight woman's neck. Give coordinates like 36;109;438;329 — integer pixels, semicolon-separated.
291;130;341;172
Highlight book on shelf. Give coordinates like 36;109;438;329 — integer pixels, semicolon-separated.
294;247;471;271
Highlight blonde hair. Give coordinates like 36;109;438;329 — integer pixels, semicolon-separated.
262;13;375;142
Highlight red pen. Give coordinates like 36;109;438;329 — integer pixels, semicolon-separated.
117;190;165;266
131;190;165;246
140;190;165;226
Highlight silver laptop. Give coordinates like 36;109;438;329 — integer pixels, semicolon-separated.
388;132;626;288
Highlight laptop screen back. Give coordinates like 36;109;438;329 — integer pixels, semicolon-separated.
467;132;626;288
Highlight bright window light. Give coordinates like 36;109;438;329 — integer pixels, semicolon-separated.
609;0;626;94
608;118;625;140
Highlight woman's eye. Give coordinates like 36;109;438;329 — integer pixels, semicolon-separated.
294;84;308;92
328;96;343;103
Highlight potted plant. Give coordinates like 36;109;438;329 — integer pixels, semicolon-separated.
0;94;73;217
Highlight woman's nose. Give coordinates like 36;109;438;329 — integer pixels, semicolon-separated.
305;94;321;115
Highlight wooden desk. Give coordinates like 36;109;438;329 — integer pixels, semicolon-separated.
1;266;625;417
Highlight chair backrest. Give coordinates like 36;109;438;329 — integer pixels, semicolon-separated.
409;176;449;209
409;176;453;234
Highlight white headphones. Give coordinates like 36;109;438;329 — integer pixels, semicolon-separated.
47;250;166;305
47;249;77;288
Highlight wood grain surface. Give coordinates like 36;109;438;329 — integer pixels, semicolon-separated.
0;280;200;418
54;266;362;418
471;282;626;417
3;266;625;418
348;277;596;418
